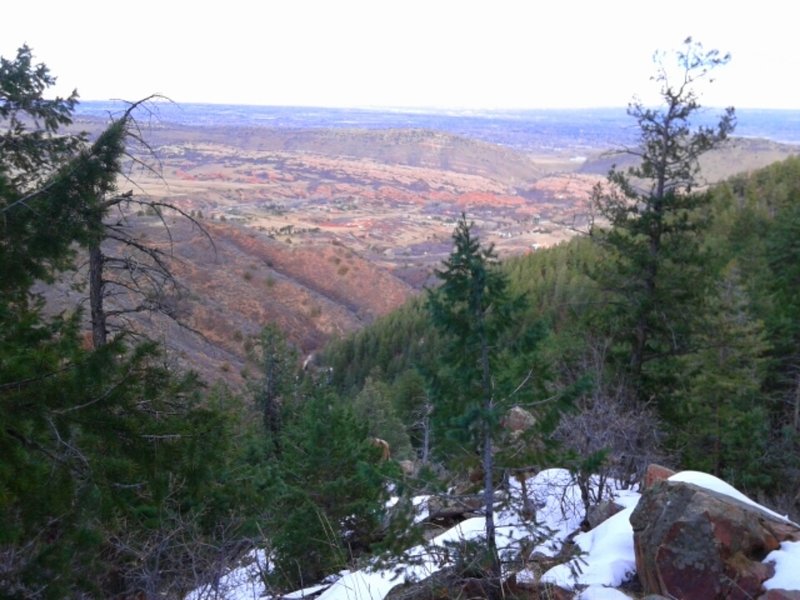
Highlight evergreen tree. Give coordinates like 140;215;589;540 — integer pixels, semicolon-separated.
1;46;104;296
387;368;434;463
675;263;771;488
352;374;414;460
0;46;260;597
248;323;300;456
591;38;735;401
765;197;800;428
265;386;392;589
426;213;532;581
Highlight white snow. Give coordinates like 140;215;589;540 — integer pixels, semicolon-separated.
508;468;587;558
317;468;593;600
312;568;403;600
383;495;430;524
668;470;792;522
315;516;487;600
539;470;800;592
186;549;270;600
539;502;638;590
763;541;800;591
575;585;634;600
510;470;638;590
412;495;430;524
188;469;800;598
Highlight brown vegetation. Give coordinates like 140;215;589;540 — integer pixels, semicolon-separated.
48;118;797;387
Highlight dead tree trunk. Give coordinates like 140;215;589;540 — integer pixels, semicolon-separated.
89;244;107;348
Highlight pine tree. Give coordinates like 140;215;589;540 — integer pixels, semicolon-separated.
265;386;391;589
248;324;300;456
591;38;735;400
1;46;98;296
675;263;771;488
352;374;414;460
426;213;528;580
765;197;800;429
0;46;257;597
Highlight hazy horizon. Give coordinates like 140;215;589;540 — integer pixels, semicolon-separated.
70;102;800;149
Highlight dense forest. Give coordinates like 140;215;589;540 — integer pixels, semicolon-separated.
2;41;800;598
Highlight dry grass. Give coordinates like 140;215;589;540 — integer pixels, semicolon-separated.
51;119;793;387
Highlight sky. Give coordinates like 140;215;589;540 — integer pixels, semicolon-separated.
2;0;798;110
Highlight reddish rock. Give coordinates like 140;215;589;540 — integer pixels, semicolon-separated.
630;480;800;600
642;463;676;490
760;591;800;600
586;499;624;530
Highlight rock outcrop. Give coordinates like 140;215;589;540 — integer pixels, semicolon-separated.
585;499;624;530
761;591;800;600
630;479;800;599
502;406;536;437
641;463;676;490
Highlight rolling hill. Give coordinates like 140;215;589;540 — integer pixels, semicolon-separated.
47;110;798;386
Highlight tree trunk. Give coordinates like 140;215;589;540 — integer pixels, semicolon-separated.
630;223;660;383
89;244;107;348
261;344;284;456
479;318;500;578
794;373;800;432
482;417;499;577
421;393;432;464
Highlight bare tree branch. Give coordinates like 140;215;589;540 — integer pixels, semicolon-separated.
83;98;215;347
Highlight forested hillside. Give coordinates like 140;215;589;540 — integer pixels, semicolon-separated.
322;152;800;500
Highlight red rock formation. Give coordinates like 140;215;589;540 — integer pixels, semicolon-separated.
631;480;800;599
761;591;800;600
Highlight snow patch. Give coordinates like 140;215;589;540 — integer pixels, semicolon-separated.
763;541;800;591
520;468;586;557
575;585;634;600
283;583;331;599
668;470;792;522
540;504;638;590
189;469;800;599
186;549;270;600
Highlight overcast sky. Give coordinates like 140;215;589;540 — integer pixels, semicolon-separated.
2;0;797;110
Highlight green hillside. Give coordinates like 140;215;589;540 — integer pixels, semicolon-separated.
321;154;800;500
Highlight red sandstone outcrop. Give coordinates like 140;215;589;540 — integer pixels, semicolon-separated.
630;479;800;599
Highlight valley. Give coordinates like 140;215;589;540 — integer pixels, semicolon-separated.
62;106;800;384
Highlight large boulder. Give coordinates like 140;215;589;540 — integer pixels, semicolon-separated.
760;591;800;600
630;479;800;599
